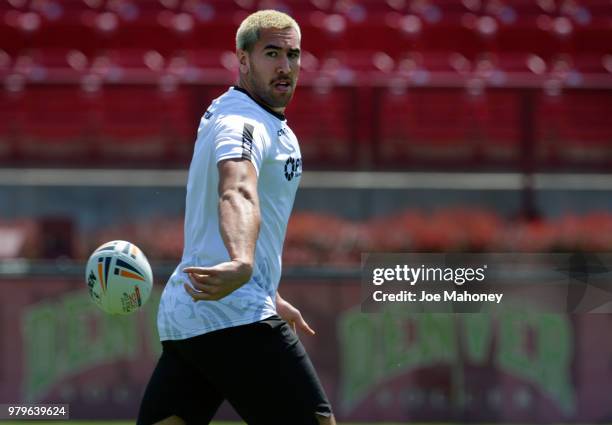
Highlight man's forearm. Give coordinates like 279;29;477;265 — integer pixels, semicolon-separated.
218;185;260;270
214;159;261;286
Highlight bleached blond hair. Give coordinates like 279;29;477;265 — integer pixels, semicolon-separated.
236;9;301;52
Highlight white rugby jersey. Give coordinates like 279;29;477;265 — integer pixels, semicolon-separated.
157;86;302;340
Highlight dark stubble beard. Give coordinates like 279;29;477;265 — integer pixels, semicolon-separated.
247;63;293;109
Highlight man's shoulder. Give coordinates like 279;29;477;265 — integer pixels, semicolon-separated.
213;88;263;118
210;91;274;138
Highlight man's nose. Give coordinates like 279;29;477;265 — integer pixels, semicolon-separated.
276;55;291;74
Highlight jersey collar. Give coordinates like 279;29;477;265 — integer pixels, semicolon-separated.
232;86;286;121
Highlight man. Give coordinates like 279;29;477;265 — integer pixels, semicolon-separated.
137;10;336;425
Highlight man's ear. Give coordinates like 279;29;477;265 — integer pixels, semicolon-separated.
237;49;249;74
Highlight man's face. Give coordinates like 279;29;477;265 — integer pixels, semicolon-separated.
239;27;301;111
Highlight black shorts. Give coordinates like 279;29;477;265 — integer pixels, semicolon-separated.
137;315;332;425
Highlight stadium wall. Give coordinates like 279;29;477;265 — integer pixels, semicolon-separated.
2;276;612;422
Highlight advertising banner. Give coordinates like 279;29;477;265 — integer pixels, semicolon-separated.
1;277;612;422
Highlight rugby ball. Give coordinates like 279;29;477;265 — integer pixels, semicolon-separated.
85;240;153;315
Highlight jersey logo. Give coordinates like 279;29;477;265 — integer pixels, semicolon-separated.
277;128;288;137
204;110;213;119
284;156;302;181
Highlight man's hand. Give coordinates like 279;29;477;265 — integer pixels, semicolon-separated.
183;260;252;301
276;294;315;336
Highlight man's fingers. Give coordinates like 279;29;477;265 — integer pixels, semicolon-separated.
184;272;218;299
184;283;211;301
183;267;216;276
189;281;214;294
186;272;222;287
187;273;213;289
184;281;229;301
297;317;316;336
182;263;246;302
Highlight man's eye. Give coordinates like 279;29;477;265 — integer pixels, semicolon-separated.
267;51;278;57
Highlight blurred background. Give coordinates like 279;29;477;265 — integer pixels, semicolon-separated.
1;0;612;422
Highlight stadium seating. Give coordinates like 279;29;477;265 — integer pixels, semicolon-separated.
536;90;612;164
375;87;523;166
0;0;610;169
288;85;358;166
0;87;21;160
18;85;95;161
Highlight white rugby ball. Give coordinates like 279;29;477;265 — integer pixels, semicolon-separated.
85;240;153;315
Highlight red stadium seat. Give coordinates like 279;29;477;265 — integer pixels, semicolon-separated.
397;50;472;75
0;89;23;161
572;53;611;75
490;18;559;57
376;87;521;165
0;50;13;80
98;85;168;161
159;86;199;161
376;88;475;163
325;50;395;72
12;48;90;82
166;49;237;83
536;90;612;164
18;85;96;161
90;49;165;82
497;52;548;75
287;85;357;166
477;90;522;160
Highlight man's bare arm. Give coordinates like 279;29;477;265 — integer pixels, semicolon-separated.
218;158;260;272
183;158;260;301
